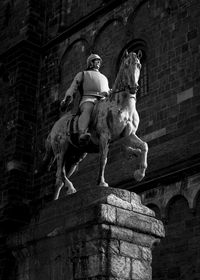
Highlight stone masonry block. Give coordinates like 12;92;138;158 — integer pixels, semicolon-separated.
132;259;152;280
110;254;131;278
120;240;152;262
74;253;106;279
108;225;159;248
97;203;117;224
8;187;165;280
116;207;164;237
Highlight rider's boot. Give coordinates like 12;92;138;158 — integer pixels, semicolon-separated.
79;130;91;145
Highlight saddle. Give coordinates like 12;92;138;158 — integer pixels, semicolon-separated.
67;109;99;152
66;113;91;147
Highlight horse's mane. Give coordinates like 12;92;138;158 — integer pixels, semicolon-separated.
111;52;136;94
112;56;126;93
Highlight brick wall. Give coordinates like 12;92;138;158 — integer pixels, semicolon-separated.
0;43;41;232
0;0;42;262
0;0;200;279
0;0;45;276
141;173;200;279
33;0;200;194
46;0;104;40
135;0;200;179
33;1;200;280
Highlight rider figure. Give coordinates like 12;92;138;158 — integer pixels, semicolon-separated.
61;54;110;143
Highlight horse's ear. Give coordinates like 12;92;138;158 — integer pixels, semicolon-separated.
124;49;129;58
137;50;142;60
120;49;129;66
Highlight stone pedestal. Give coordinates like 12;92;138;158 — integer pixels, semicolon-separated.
9;187;165;280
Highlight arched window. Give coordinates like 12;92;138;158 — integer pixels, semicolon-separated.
119;40;148;97
138;50;148;97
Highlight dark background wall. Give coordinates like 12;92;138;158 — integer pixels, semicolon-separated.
0;0;200;279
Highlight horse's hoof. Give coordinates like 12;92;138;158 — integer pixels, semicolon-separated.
134;169;145;182
99;182;109;187
66;189;76;196
66;186;77;196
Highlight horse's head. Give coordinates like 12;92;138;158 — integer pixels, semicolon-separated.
113;51;142;93
123;51;141;88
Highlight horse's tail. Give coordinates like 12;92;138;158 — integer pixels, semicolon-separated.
34;134;54;176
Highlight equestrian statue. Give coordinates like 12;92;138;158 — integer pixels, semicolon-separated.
36;51;148;200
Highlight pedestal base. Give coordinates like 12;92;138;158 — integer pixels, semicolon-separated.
9;187;165;280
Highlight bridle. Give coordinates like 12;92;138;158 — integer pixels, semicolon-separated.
112;85;139;99
112;57;141;98
110;53;141;99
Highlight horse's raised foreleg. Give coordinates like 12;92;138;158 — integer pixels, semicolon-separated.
97;135;109;187
123;145;141;160
119;123;148;182
126;134;148;181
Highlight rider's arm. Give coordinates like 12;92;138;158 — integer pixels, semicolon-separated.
63;72;83;101
101;76;110;97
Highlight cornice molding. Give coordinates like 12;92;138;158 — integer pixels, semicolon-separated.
42;0;127;50
0;0;128;58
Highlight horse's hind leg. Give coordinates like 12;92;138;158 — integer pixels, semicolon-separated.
63;152;87;196
62;165;76;196
54;153;65;200
53;140;69;200
54;181;64;200
34;134;53;175
97;135;109;187
54;164;76;199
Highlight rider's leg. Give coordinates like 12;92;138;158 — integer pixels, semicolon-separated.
78;101;94;140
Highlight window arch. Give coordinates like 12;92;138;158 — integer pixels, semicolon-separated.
119;39;148;97
146;203;161;219
166;195;190;224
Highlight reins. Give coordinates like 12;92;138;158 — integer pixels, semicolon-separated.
111;85;139;99
111;53;141;100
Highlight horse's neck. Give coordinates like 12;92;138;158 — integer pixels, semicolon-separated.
112;66;125;92
111;67;136;108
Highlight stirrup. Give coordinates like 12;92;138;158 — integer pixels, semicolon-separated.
79;132;91;143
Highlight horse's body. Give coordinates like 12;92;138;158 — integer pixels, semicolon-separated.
39;52;148;199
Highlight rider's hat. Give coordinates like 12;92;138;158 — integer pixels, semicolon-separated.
87;54;102;68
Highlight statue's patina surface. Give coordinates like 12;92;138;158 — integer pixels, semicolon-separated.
37;51;148;199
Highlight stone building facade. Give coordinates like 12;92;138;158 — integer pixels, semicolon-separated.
0;0;200;279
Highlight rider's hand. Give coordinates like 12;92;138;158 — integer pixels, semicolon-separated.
65;95;73;105
60;96;72;111
101;91;109;97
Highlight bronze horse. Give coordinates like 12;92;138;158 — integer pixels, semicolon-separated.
38;51;148;199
